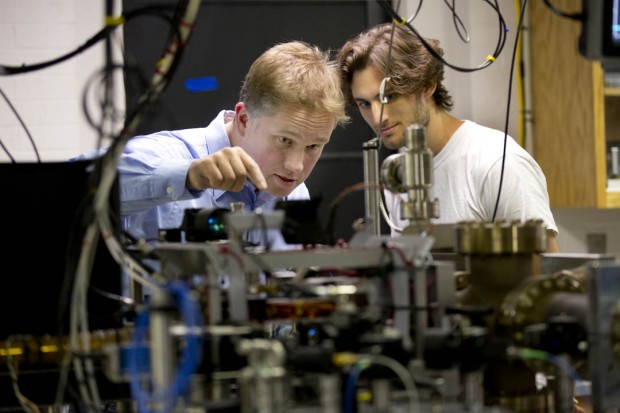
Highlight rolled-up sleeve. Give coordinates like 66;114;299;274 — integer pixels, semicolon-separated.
118;135;203;215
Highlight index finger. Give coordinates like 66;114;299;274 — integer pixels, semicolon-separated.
240;151;267;190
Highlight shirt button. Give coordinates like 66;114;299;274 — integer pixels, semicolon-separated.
166;186;173;194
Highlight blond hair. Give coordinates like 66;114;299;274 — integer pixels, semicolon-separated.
240;41;350;127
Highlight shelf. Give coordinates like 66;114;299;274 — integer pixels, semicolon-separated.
607;191;620;208
605;87;620;97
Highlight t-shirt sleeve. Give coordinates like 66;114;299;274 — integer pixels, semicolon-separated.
480;153;558;236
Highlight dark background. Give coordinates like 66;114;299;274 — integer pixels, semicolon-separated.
122;0;392;241
0;160;123;339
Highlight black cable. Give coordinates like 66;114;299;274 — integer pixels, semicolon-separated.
377;0;508;73
405;0;424;23
491;0;528;222
0;87;40;162
81;63;149;143
542;0;583;21
374;0;512;224
376;23;399;149
518;0;529;149
52;4;200;410
443;0;470;43
256;210;271;251
0;5;179;168
57;171;99;338
85;1;194;212
82;64;123;141
88;8;180;146
0;27;111;76
0;5;177;76
0;137;15;163
102;0;116;150
159;0;192;90
81;12;178;146
0;88;41;163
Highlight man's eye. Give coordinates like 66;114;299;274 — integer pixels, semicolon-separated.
382;94;395;103
356;101;370;109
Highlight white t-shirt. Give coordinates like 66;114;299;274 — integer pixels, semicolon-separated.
384;120;558;236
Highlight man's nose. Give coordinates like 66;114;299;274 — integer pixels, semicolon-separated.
371;101;387;127
284;149;304;173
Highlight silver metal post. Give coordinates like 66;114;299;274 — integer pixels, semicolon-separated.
363;137;382;236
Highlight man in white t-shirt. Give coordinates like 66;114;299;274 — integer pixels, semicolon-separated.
337;22;559;252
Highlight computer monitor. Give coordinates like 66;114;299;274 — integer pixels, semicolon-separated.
580;0;620;70
0;159;123;339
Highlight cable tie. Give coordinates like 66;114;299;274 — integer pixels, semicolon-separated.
379;77;391;104
486;55;496;62
105;15;125;26
154;65;165;76
393;17;406;25
177;18;195;29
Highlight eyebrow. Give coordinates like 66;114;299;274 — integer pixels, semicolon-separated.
353;96;371;105
354;91;383;102
305;134;330;144
276;129;331;143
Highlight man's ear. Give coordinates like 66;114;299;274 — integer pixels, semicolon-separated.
234;102;250;137
423;83;437;102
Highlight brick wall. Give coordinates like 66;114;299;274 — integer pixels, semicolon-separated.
0;0;107;162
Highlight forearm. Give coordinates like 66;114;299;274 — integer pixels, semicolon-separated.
118;158;200;214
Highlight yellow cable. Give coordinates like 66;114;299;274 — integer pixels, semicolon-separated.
515;0;525;147
104;15;124;26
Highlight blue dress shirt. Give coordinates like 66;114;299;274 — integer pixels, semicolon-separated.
73;110;309;250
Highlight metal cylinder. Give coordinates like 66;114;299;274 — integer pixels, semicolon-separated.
363;138;382;236
404;124;433;191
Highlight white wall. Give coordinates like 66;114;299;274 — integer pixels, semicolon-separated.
0;0;114;162
0;1;618;259
398;2;520;144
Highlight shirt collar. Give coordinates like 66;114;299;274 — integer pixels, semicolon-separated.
207;110;235;155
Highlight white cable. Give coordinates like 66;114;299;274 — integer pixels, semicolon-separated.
70;222;101;412
95;0;203;293
62;2;204;410
360;353;420;411
203;245;230;280
380;196;404;233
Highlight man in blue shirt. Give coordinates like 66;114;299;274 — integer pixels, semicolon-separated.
77;41;350;250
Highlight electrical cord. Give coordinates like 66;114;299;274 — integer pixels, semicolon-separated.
491;0;528;223
54;2;202;410
378;1;520;226
344;353;420;413
542;0;583;21
128;281;204;413
326;181;382;244
516;0;527;148
443;0;471;43
405;0;424;23
0;5;178;76
5;337;41;413
378;0;508;73
0;5;181;163
82;63;132;143
371;0;509;236
0;87;40;162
